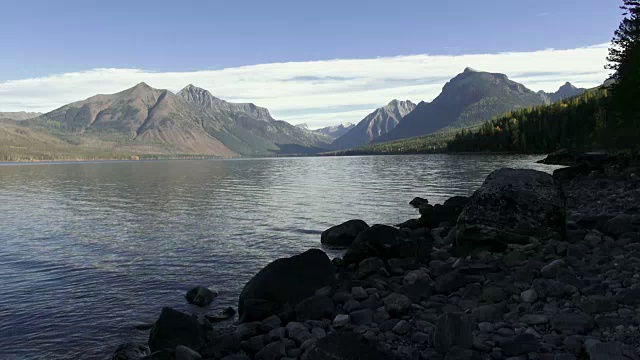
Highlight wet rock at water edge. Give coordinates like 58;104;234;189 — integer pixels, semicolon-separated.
238;249;336;321
148;307;204;353
454;168;565;255
111;343;151;360
185;286;218;307
321;219;370;246
410;197;429;208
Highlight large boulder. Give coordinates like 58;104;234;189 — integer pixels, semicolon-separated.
343;225;432;264
304;332;390;360
148;307;204;353
238;249;336;322
417;196;469;229
454;168;565;255
321;220;369;246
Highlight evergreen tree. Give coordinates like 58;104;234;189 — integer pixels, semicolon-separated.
606;0;640;148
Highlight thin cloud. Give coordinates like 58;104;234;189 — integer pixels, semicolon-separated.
0;44;610;128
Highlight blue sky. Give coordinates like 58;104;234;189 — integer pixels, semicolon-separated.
0;0;623;127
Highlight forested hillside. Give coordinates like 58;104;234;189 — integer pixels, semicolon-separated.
447;89;611;153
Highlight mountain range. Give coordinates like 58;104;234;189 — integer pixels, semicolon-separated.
3;68;587;160
374;68;585;144
0;111;43;121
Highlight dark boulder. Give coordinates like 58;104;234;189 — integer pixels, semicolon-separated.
305;332;390;360
554;163;591;182
200;332;240;359
455;168;565;255
148;307;204;353
538;149;575;165
410;197;429;208
321;220;369;246
238;249;336;322
185;286;218;307
343;224;432;264
111;343;151;360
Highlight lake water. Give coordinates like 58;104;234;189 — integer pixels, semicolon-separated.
0;155;559;359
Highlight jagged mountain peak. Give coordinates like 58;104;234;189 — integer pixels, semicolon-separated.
463;67;480;73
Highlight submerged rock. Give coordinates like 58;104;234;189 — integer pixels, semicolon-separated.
185;286;218;307
455;168;565;255
238;249;336;322
321;219;369;246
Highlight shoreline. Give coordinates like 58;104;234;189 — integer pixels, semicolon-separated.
110;153;640;360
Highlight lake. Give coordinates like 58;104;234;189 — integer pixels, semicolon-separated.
0;155;559;359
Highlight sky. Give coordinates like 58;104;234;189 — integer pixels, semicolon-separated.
0;0;623;128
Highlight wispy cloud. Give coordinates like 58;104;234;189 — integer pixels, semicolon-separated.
0;44;610;128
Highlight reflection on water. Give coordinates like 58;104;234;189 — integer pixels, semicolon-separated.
0;155;559;359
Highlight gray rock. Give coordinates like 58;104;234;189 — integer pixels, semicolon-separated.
321;219;370;246
111;343;151;360
433;312;473;354
498;334;538;356
343;299;362;313
392;320;411;335
200;333;240;359
185;286;218;307
239;249;336;321
260;315;282;332
286;322;311;344
520;289;538;303
175;345;202;360
255;340;287;360
551;313;595;334
350;309;374;326
357;257;385;279
351;286;369;300
343;225;427;264
435;270;468;294
148;307;204;353
455;169;565;255
520;314;549;325
383;293;412;317
333;314;350;327
540;259;567;279
304;332;390;360
603;215;635;237
471;304;504;323
614;287;640;305
295;295;335;321
585;341;625;360
580;296;618;314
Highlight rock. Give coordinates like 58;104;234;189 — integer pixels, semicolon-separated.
480;285;508;303
433;312;473;354
343;225;426;264
396;218;420;230
295;295;335;321
142;351;173;360
603;215;635;237
205;307;236;322
235;323;258;340
200;333;240;359
321;220;370;246
221;355;251;360
350;309;374;326
410;197;429;208
239;249;336;321
435;270;468;294
404;269;431;285
521;289;538;303
185;286;218;307
392;320;411;335
551;313;595;334
351;286;368;300
614;287;640;305
580;296;618;314
286;322;312;344
454;169;565;255
585;341;625;360
332;314;350;327
471;304;504;323
255;340;287;360
540;259;567;278
260;315;282;332
498;334;539;356
383;293;412;317
357;257;386;279
111;343;151;360
148;307;204;353
305;332;390;360
520;314;549;325
175;345;202;360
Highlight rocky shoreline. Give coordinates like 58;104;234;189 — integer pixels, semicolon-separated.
113;153;640;360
